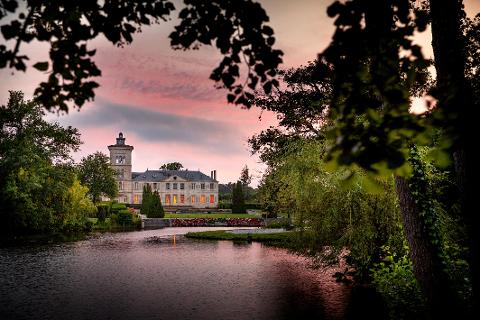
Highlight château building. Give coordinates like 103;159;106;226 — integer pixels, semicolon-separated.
108;133;218;208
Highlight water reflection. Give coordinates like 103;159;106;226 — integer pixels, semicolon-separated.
0;228;350;320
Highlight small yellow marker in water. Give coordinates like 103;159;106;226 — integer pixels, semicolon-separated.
173;234;176;245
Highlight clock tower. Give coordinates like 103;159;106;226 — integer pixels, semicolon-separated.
108;132;134;203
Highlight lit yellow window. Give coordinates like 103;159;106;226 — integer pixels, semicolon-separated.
134;195;140;204
173;194;177;204
165;195;171;205
200;195;206;204
191;195;195;203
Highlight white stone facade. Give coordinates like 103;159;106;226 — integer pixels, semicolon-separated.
108;133;218;208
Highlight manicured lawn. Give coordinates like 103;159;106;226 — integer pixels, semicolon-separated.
164;213;260;219
185;230;293;244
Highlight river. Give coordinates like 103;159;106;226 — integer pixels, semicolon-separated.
0;227;358;320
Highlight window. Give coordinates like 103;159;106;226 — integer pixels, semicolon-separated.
134;182;138;190
166;183;170;190
173;183;178;190
118;181;123;190
180;183;184;190
117;168;124;179
180;194;185;204
134;195;140;204
165;195;171;205
115;155;125;164
210;195;215;204
153;183;157;190
191;183;196;190
191;195;196;203
210;183;214;190
173;194;177;204
201;183;205;190
200;195;206;204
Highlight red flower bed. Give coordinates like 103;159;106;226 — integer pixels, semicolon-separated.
170;218;263;227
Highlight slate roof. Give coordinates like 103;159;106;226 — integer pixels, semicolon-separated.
132;170;216;182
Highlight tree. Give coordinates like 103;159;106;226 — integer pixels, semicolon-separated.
231;181;246;213
64;178;97;226
0;91;82;235
317;0;476;317
140;184;164;218
239;165;252;187
0;0;283;112
249;60;331;168
78;152;118;203
160;162;183;170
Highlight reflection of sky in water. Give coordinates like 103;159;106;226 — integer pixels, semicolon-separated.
0;228;351;320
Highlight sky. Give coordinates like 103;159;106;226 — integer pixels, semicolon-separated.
1;0;479;186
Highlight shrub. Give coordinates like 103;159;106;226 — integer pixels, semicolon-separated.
115;209;133;226
262;211;278;218
111;203;127;215
371;245;425;319
217;201;232;209
245;203;262;210
96;204;110;222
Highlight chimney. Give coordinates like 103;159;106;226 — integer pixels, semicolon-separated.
210;170;213;179
213;170;217;181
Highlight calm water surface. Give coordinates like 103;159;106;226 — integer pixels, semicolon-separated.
0;227;352;320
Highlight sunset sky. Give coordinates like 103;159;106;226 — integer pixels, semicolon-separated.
1;0;479;186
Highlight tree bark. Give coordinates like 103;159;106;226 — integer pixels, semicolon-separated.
395;176;457;319
430;0;478;316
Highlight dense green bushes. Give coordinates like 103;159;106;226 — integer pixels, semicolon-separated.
96;204;110;222
371;245;425;319
94;202;140;229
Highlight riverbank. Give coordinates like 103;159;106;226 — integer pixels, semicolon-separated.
185;229;294;246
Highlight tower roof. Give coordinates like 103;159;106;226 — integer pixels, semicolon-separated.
108;132;133;149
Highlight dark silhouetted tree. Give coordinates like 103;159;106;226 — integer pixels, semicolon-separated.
0;0;283;111
160;162;183;170
231;181;246;213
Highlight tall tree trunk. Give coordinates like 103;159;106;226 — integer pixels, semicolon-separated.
395;176;459;318
430;0;478;315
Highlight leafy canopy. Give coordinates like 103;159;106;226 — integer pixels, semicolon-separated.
0;0;283;112
160;162;183;170
0;91;83;235
78;151;118;203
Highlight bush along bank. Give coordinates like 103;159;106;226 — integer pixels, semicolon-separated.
92;201;141;231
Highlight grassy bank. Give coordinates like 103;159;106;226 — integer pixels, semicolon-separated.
165;213;259;219
88;217;141;231
185;230;293;245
